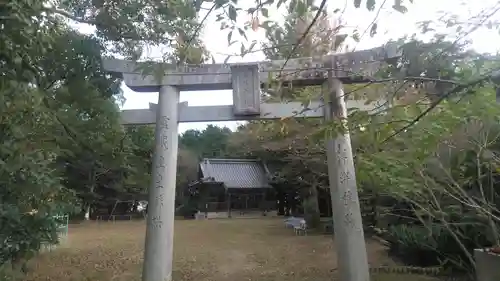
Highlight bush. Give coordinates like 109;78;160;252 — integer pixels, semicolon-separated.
385;222;494;272
175;202;198;219
385;224;440;267
0;206;59;268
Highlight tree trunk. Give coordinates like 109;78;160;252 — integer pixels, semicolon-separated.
84;168;96;221
277;198;285;215
84;205;91;220
302;185;321;229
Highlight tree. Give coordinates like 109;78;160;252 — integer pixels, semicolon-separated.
229;5;343;228
122;126;155;196
0;81;80;270
44;0;208;61
2;0;499;278
2;0;212;253
355;82;500;273
229;0;500;239
180;125;233;158
177;148;200;196
1;0;208;269
1;26;76;271
34;28;129;220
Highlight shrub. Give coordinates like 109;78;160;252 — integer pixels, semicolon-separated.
385;222;495;272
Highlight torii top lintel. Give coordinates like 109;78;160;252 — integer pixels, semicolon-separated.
103;44;400;92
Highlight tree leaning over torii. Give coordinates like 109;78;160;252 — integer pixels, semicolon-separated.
102;43;400;281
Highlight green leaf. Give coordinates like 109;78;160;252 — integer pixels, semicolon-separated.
227;31;233;45
392;4;408;13
296;0;307;16
261;20;272;29
194;0;203;12
370;23;378;37
248;41;257;52
261;8;269;17
354;0;361;8
238;28;247;40
352;30;360;42
366;0;376;10
273;27;282;39
240;43;246;56
215;0;229;8
228;5;238;21
334;34;348;50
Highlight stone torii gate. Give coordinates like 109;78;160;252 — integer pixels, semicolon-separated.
103;44;399;281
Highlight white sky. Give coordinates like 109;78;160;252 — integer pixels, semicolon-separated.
75;0;500;133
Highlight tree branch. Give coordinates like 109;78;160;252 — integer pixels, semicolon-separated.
277;0;327;77
178;3;216;65
46;8;97;25
381;70;499;144
354;0;388;51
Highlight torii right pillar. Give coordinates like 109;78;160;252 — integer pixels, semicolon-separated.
323;65;370;281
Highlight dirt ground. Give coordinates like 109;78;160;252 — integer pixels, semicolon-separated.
23;218;439;281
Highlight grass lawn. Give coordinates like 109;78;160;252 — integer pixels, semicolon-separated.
22;218;440;281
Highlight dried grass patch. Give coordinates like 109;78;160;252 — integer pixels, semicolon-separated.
22;218;439;281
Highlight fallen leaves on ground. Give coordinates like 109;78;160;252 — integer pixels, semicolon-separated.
23;218;439;281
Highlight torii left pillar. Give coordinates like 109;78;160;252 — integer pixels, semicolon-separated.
143;85;179;281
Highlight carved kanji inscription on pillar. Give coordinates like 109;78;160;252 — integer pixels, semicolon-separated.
336;144;348;165
339;171;351;184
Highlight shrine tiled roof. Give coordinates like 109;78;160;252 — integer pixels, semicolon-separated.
199;158;272;189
